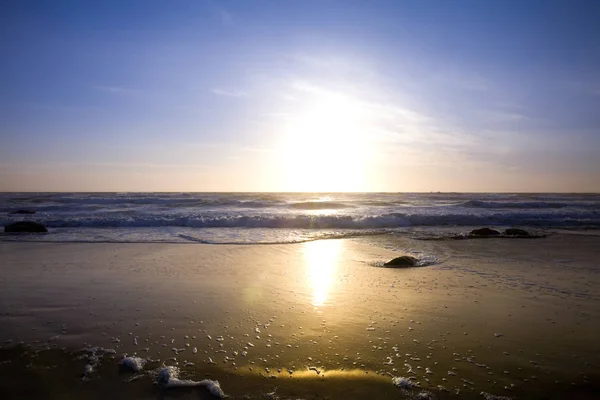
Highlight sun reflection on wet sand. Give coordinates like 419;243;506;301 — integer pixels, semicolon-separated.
304;239;342;307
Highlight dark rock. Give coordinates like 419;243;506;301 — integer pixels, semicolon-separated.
469;228;501;236
504;228;529;236
9;210;36;215
4;221;48;233
384;255;419;267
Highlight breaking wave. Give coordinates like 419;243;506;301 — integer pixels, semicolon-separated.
460;200;600;209
2;193;600;244
288;201;353;210
7;211;600;229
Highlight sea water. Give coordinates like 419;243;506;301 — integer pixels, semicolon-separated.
2;192;599;243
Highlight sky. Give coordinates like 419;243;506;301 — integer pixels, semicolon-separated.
1;0;599;192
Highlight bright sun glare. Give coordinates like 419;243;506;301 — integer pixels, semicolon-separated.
304;239;342;307
278;91;373;192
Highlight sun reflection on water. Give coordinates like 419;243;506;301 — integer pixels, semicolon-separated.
304;239;342;307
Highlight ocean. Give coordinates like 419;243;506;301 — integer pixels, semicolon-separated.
2;192;599;243
1;192;600;399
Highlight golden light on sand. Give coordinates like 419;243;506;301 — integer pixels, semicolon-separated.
303;239;342;307
278;91;372;192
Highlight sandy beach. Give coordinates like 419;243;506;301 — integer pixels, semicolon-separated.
1;233;599;399
3;0;600;397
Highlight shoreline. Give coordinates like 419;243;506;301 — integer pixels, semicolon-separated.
2;225;596;246
1;235;599;399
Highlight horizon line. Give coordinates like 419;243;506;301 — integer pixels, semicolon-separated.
1;191;599;195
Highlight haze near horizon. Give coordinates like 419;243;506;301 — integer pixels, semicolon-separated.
1;0;599;192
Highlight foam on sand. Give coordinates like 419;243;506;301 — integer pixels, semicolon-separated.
416;391;435;400
120;356;146;372
79;346;117;380
156;366;226;398
480;392;512;400
392;376;419;389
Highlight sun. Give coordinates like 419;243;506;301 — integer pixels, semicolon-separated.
276;91;373;192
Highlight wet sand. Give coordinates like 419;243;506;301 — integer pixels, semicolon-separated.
1;234;599;399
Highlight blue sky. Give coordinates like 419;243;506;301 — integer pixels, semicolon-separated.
1;0;599;191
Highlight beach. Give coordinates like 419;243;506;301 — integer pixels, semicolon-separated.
1;233;599;399
4;0;600;397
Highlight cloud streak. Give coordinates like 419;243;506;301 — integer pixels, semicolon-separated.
287;80;472;148
94;85;140;95
211;88;248;98
217;8;234;27
274;79;519;172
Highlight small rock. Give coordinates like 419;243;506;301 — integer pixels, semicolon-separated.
4;221;48;233
384;256;419;267
504;228;529;236
469;228;500;236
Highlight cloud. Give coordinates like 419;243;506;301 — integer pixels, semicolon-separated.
276;79;514;171
477;109;527;123
211;88;248;98
288;81;427;124
286;53;378;82
432;70;490;91
0;162;211;175
94;85;139;95
239;146;273;153
566;79;600;96
288;80;446;143
217;8;234;26
288;54;336;70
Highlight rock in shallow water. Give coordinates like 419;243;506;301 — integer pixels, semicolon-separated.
4;221;48;233
384;256;419;267
469;228;501;236
504;228;529;236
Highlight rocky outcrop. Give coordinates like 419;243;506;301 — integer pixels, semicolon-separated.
4;221;48;233
504;228;529;236
384;255;419;267
9;210;36;214
469;228;501;236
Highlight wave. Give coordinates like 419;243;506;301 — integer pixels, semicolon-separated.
1;196;280;210
174;230;388;245
8;211;599;229
288;201;353;210
355;200;408;207
460;200;600;209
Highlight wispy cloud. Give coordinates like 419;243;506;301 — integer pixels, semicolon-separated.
0;162;210;171
287;53;378;82
566;79;600;96
217;8;234;27
278;79;511;170
288;80;438;141
432;70;490;91
477;109;527;123
94;85;140;95
288;54;336;69
211;88;248;98
239;146;273;153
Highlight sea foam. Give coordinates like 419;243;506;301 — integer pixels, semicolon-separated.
2;192;599;245
120;356;146;372
156;366;226;397
392;376;419;389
